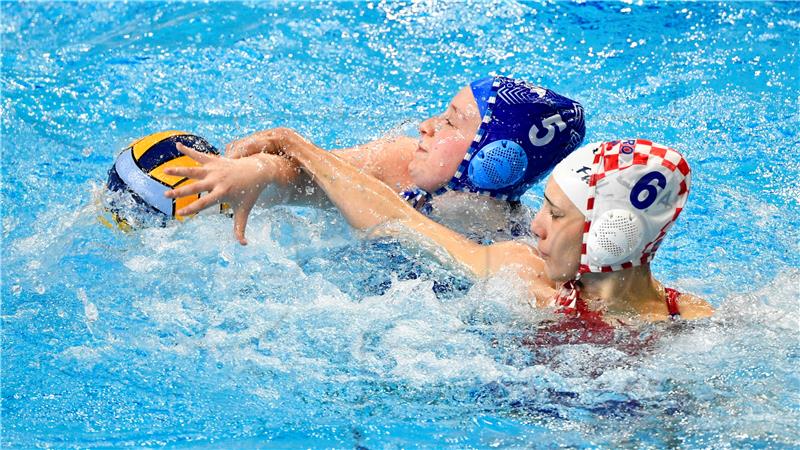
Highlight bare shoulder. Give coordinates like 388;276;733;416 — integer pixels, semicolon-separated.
369;135;417;166
334;135;417;160
333;135;417;191
678;292;715;319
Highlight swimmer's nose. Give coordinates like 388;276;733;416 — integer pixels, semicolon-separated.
531;209;546;240
419;117;435;137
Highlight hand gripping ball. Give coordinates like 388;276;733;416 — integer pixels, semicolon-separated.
104;130;219;229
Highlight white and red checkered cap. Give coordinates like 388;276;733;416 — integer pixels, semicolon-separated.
551;139;691;274
551;141;603;216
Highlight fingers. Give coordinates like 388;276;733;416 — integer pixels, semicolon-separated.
165;180;210;199
176;193;218;216
176;142;216;163
233;203;254;246
163;165;207;179
224;128;299;160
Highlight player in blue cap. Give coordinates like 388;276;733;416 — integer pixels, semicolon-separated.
164;76;585;245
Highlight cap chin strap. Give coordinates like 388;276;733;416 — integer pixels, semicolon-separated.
399;187;434;213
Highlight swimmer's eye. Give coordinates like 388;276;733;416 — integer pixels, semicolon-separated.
539;197;562;219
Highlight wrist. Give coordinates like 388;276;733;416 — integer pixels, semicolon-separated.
253;152;300;186
283;131;317;162
266;127;300;156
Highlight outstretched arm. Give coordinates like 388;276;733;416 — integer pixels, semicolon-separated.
164;129;418;243
227;129;418;202
167;128;554;303
169;129;493;272
279;130;555;303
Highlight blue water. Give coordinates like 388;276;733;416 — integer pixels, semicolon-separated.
2;1;799;448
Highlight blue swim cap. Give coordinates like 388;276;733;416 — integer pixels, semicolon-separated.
440;76;585;201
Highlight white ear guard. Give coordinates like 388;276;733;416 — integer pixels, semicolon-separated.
586;209;646;267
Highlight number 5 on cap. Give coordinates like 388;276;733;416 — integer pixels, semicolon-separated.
529;114;567;147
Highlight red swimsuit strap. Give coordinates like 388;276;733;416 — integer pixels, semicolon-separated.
557;282;683;318
664;287;682;318
555;280;581;308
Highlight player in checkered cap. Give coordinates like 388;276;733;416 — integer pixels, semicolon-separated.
536;140;712;320
169;133;713;323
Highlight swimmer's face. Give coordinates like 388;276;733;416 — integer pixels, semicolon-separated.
531;178;585;283
409;86;482;192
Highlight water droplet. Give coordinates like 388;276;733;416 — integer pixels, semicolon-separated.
84;302;99;322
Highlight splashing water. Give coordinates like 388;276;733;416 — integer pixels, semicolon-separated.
2;1;799;447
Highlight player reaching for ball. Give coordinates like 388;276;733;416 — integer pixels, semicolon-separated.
105;76;584;244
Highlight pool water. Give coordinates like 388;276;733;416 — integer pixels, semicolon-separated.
2;1;799;448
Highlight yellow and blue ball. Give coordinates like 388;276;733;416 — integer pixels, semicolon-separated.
104;130;218;229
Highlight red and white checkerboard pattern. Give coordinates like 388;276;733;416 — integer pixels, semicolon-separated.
578;139;691;274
